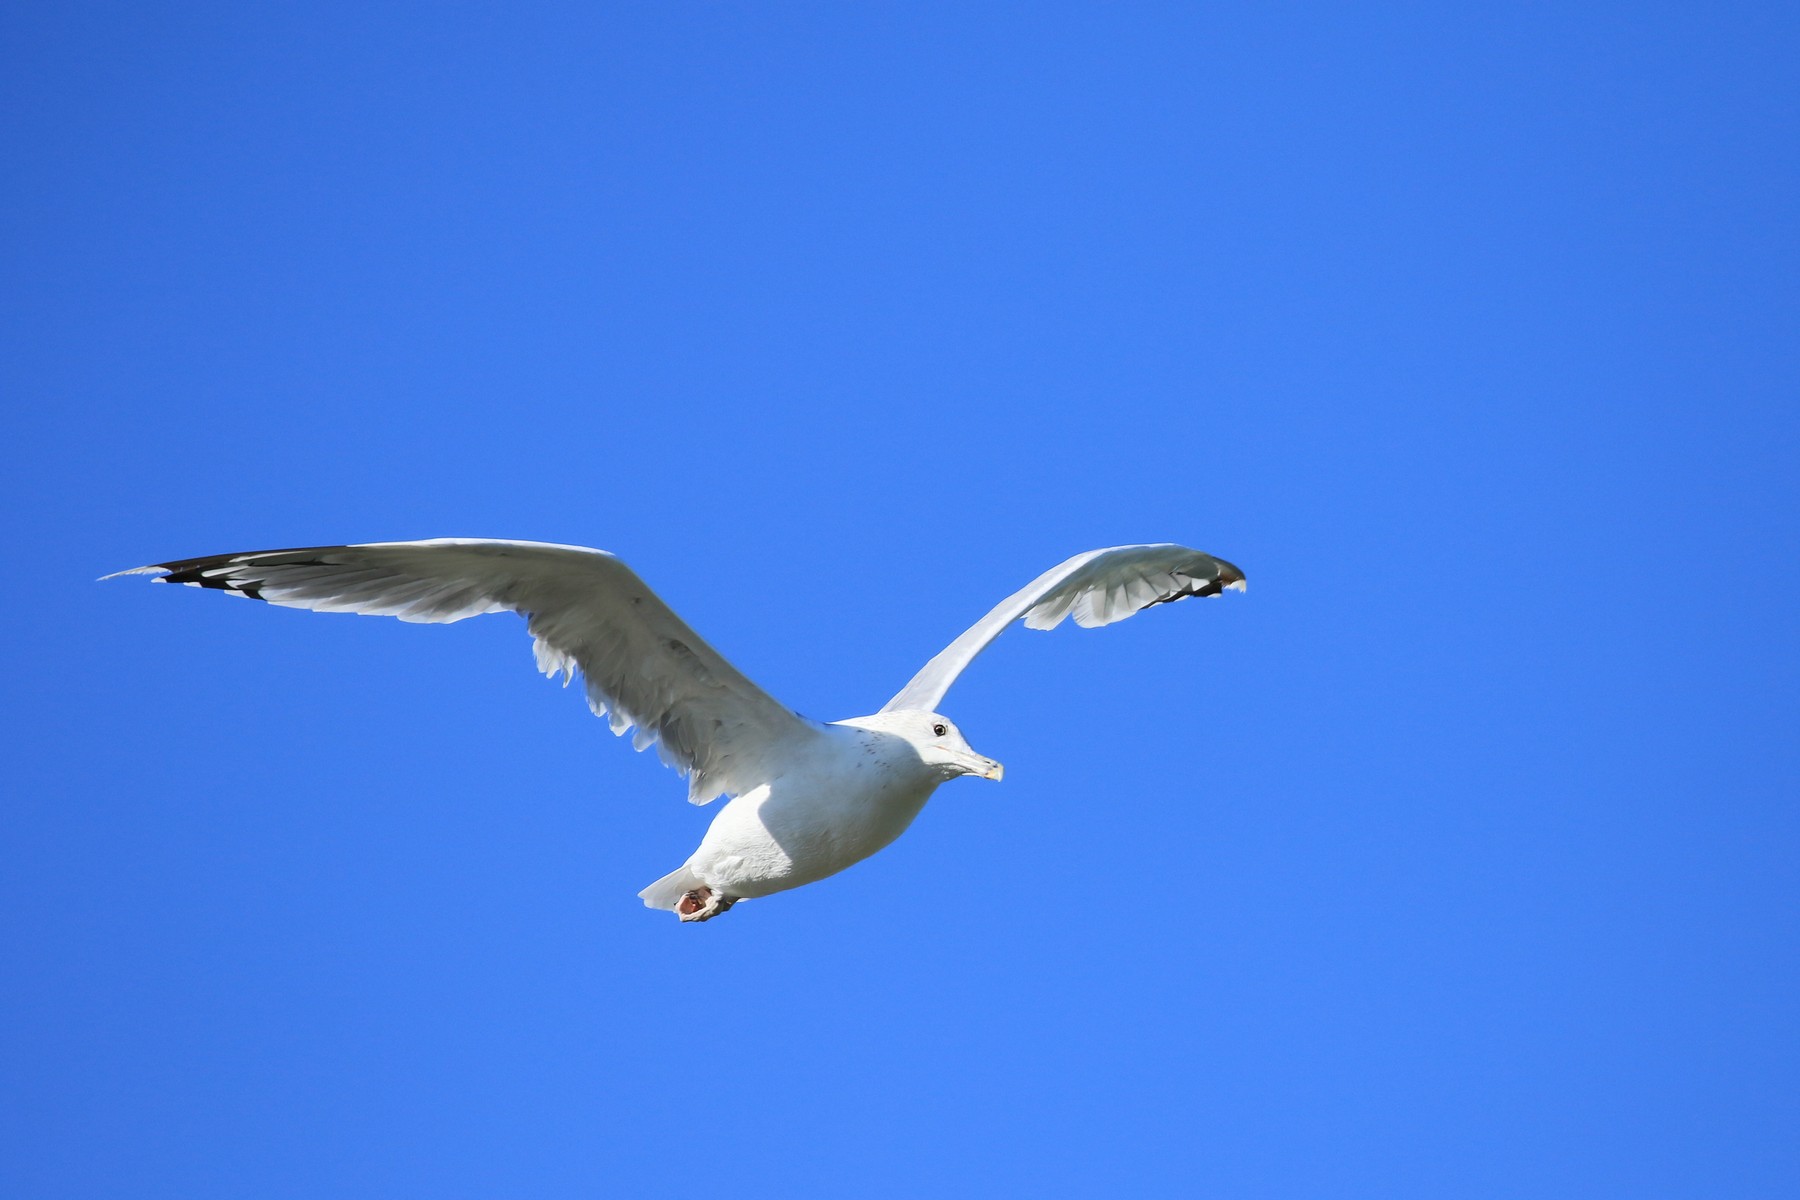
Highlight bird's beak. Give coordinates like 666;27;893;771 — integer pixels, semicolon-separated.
945;750;1004;781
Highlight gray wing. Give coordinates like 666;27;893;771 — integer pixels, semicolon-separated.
106;538;822;803
881;543;1246;713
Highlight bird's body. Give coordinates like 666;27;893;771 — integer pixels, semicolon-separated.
108;539;1242;921
645;712;980;917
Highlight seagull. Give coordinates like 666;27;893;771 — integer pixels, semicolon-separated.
107;540;1245;921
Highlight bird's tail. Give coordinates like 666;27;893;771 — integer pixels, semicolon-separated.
638;864;703;910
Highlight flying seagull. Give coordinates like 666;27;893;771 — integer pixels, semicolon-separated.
107;540;1245;921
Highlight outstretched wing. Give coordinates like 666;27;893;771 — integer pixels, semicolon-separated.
106;538;821;803
881;543;1245;713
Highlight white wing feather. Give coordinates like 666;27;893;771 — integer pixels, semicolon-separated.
107;539;821;803
881;543;1245;713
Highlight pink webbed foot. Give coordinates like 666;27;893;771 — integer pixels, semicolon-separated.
676;887;737;923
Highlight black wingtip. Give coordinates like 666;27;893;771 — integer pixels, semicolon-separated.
1143;578;1222;608
156;563;268;600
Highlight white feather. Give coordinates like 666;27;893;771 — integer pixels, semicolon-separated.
882;543;1245;713
106;539;823;804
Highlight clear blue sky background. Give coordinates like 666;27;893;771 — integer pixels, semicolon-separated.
5;3;1797;1197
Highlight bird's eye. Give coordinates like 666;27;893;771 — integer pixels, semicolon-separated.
932;723;947;737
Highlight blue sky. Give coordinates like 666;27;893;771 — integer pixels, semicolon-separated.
4;3;1797;1196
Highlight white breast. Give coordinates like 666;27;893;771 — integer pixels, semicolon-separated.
685;724;941;899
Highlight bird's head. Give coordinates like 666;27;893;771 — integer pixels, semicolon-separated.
897;710;1005;782
833;710;1004;782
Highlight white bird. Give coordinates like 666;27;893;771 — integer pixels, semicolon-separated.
107;540;1245;921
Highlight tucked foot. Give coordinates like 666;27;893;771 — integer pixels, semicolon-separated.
676;886;737;923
